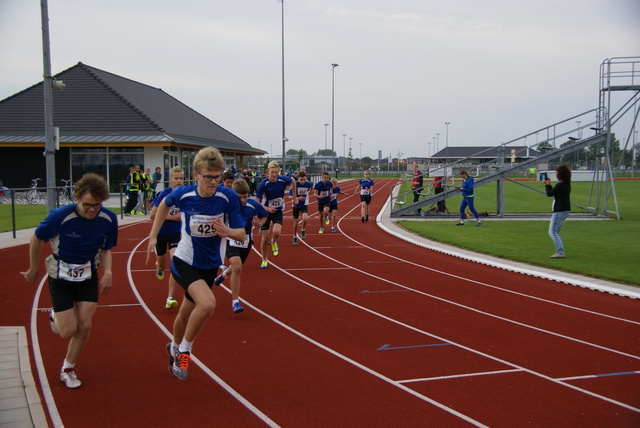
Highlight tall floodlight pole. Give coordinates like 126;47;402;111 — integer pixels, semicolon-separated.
342;134;347;168
445;121;451;165
331;63;339;173
324;123;329;149
278;0;286;172
41;0;57;213
435;133;440;158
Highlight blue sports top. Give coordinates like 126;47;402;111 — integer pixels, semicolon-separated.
35;204;118;269
292;180;313;209
164;184;245;269
256;175;293;211
152;187;182;235
330;186;341;206
242;199;269;234
460;177;475;197
314;180;333;203
359;178;374;196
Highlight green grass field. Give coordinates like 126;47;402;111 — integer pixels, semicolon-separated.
396;179;640;286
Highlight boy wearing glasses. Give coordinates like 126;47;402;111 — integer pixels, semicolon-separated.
147;147;245;380
21;173;118;389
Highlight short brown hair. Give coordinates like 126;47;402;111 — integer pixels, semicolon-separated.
232;178;250;194
73;173;110;201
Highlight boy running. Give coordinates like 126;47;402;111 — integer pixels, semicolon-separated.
150;166;184;309
354;170;374;222
214;179;268;313
255;161;296;268
291;171;313;245
313;171;333;234
328;177;348;233
147;147;246;380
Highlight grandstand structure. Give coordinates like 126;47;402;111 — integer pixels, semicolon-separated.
390;56;640;220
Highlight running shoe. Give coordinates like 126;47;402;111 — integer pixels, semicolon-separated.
165;297;178;309
232;301;244;314
214;266;228;286
331;227;336;233
365;215;369;222
49;308;58;334
293;236;298;245
136;211;145;216
455;222;464;226
166;342;175;374
319;227;324;234
156;269;164;280
476;221;482;227
60;369;81;389
361;217;365;223
260;260;268;269
271;242;279;256
172;349;191;380
324;216;330;225
300;229;306;240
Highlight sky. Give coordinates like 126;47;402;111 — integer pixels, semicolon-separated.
1;0;639;161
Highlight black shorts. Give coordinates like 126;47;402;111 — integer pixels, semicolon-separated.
329;203;338;212
226;240;252;264
261;210;284;231
360;195;372;205
292;205;308;219
155;233;181;256
170;256;218;304
49;273;99;312
317;201;330;212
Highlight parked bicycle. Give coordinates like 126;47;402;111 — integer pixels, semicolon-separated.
58;179;75;205
0;180;10;204
26;178;42;205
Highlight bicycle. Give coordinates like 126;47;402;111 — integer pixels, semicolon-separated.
0;180;10;204
58;179;75;205
26;178;42;205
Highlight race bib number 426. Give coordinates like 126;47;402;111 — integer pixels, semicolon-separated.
189;214;223;238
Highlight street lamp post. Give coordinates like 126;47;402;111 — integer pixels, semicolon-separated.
435;133;440;158
445;121;451;164
359;142;362;169
278;0;286;171
331;63;339;173
324;123;329;150
342;134;347;169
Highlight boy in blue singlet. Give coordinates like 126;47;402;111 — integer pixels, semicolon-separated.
255;161;296;268
313;171;333;234
354;170;374;222
150;166;185;309
22;173;118;389
291;170;313;245
147;147;246;380
214;179;268;313
328;177;348;233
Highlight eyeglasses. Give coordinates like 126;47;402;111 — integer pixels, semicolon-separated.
198;172;221;182
81;202;103;210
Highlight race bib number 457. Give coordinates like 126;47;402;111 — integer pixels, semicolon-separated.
189;214;223;238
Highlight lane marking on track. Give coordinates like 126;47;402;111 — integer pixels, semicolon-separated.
398;369;524;384
213;284;490;427
126;238;280;428
252;184;640;413
557;371;640;381
377;343;452;350
286;267;351;271
360;289;411;294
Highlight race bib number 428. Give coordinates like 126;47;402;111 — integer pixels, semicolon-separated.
189;214;223;237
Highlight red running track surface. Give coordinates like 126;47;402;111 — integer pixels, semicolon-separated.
4;178;639;427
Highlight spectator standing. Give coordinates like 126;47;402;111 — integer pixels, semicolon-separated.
411;163;424;204
455;170;481;226
545;164;571;259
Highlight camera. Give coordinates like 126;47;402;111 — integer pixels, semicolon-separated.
539;172;548;181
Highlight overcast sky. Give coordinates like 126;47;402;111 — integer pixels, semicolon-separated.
1;0;639;160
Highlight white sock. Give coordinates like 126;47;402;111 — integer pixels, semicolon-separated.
232;299;239;305
178;339;193;353
62;360;75;371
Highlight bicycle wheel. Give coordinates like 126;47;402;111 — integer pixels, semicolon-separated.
26;189;41;205
59;189;72;205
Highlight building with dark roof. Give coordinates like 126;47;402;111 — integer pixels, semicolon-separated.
0;62;265;190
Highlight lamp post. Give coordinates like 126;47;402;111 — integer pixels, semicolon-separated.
435;132;440;158
445;121;451;164
342;134;347;167
331;63;339;173
324;123;329;150
41;0;57;213
359;142;362;169
278;0;286;171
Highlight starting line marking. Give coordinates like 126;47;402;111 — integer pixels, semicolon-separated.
557;370;640;381
398;368;523;384
378;343;451;351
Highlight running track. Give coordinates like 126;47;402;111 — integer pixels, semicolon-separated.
3;179;639;427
